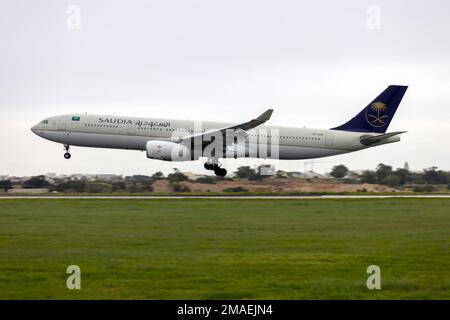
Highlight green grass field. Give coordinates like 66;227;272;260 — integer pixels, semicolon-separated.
0;199;449;299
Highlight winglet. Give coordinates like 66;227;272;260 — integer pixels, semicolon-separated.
256;109;274;122
233;108;274;131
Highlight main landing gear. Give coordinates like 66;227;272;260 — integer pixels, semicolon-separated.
63;144;71;159
204;159;227;177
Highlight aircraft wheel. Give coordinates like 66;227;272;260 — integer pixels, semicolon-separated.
214;168;227;177
204;162;214;170
64;152;71;159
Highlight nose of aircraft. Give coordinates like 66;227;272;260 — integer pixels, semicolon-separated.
31;124;39;134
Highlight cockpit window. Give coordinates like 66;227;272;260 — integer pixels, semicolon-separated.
41;120;49;124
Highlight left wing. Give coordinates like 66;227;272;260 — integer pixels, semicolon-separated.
176;109;274;143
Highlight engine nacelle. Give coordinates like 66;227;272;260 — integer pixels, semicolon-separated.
146;140;192;162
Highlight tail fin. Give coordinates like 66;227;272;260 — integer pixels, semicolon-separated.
331;85;408;133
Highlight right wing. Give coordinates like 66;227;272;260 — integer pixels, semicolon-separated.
176;109;274;144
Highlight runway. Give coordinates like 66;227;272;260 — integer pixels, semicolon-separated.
1;195;449;199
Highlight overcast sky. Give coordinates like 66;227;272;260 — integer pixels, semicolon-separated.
1;0;449;176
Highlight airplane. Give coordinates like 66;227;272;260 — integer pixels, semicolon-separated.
31;85;408;176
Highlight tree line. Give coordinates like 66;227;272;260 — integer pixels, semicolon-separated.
329;163;449;190
1;162;449;193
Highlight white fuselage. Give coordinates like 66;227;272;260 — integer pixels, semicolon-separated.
31;114;400;160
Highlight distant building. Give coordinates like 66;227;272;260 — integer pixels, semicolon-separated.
287;171;303;178
95;174;123;182
304;171;325;178
350;170;365;176
275;170;289;178
9;176;25;185
289;171;325;179
259;165;276;176
70;174;86;181
181;172;207;180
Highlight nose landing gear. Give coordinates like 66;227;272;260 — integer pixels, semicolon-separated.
63;144;71;159
204;159;227;176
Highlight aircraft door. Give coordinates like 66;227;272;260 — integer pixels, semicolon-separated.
58;117;67;131
127;124;136;135
325;132;334;146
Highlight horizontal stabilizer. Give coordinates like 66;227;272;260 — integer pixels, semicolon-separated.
360;131;407;146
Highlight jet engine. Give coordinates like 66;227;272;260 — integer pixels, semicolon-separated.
146;141;192;161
